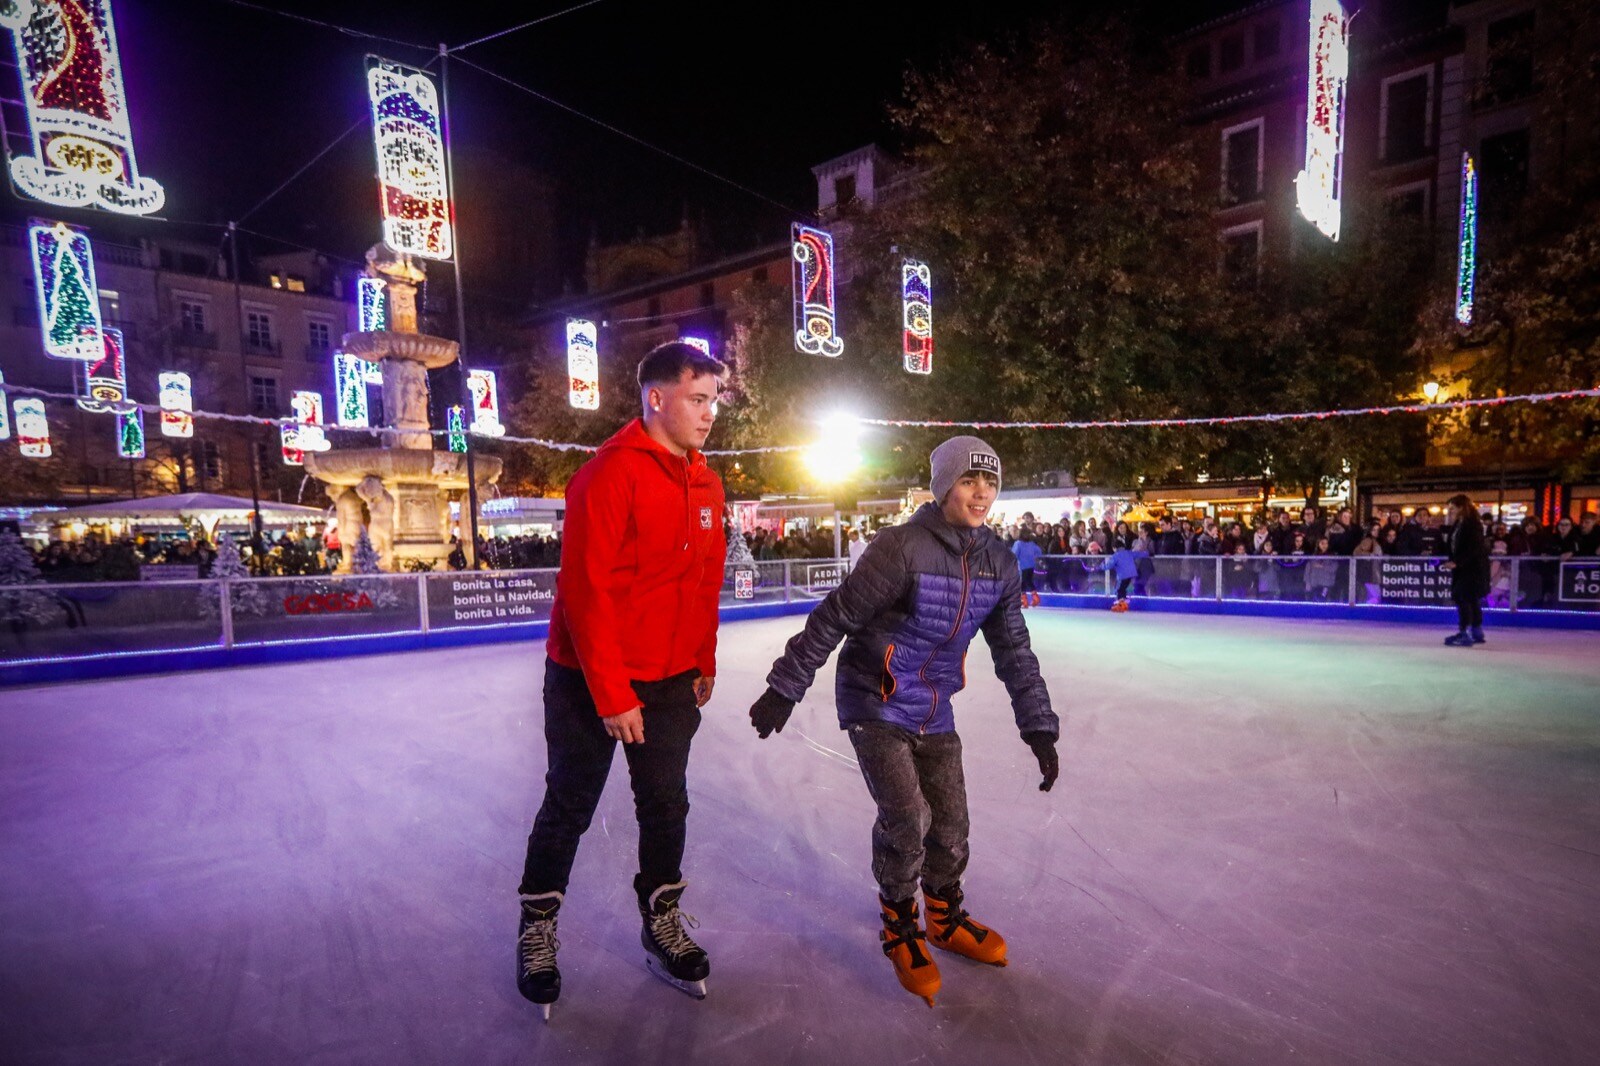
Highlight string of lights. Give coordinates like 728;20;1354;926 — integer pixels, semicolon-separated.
858;387;1600;431
450;55;816;223
447;0;611;54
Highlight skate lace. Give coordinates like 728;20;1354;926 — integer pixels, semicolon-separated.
519;916;560;973
649;906;702;959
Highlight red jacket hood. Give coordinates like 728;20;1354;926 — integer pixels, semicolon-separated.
600;418;709;474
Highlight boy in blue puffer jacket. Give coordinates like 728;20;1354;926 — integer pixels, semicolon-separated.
747;436;1059;1006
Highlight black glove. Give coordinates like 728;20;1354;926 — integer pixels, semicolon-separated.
750;687;796;739
1023;731;1059;792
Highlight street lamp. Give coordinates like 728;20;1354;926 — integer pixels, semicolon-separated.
1422;380;1440;402
804;413;863;560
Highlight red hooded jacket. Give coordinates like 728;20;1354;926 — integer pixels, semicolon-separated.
547;419;727;717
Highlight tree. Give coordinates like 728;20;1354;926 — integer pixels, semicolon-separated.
200;532;267;618
348;528;400;607
0;530;55;627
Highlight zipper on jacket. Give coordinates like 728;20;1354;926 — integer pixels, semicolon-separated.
918;542;972;733
880;644;897;702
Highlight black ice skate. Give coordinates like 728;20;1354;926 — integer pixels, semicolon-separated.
517;891;563;1022
639;880;709;999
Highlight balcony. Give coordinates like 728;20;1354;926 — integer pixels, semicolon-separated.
243;338;282;359
174;328;218;351
304;343;333;363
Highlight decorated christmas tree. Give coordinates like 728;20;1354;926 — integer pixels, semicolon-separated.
46;242;97;356
349;528;399;606
725;519;757;568
200;533;267;617
0;530;55;626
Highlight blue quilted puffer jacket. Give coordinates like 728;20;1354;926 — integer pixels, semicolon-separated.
766;504;1057;737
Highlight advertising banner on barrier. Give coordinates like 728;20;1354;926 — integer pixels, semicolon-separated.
1559;563;1600;604
804;563;844;596
1375;559;1453;605
427;572;556;628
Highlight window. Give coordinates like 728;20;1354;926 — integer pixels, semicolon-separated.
1220;34;1245;73
1381;70;1432;162
1253;21;1281;60
833;174;857;207
201;441;222;483
1186;44;1211;79
1385;183;1428;219
99;289;121;322
1222;120;1264;204
180;300;207;334
307;321;332;351
1479;128;1530;214
1483;12;1535;106
1221;224;1262;284
286;276;306;294
246;311;275;350
248;374;279;415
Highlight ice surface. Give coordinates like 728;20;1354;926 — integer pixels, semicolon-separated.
2;612;1598;1065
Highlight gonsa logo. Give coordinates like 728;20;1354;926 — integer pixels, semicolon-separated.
284;592;375;615
700;506;713;529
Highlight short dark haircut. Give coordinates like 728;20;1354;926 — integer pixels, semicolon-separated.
637;341;726;389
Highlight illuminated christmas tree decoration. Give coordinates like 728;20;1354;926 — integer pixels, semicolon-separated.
1294;0;1349;241
466;369;505;437
334;352;370;427
367;57;453;261
14;397;50;457
0;370;10;440
1456;151;1478;327
792;224;843;356
446;405;466;452
680;336;712;356
76;325;125;412
358;276;388;332
281;390;330;465
566;318;600;410
29;220;103;360
0;0;165;214
116;405;143;458
901;260;933;375
158;370;192;438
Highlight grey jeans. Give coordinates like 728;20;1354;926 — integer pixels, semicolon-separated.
847;721;970;902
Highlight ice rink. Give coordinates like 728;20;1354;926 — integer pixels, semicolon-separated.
3;610;1599;1066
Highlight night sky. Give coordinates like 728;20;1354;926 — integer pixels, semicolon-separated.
2;0;1224;293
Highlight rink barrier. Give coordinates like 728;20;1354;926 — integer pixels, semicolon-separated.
0;560;841;687
4;556;1596;687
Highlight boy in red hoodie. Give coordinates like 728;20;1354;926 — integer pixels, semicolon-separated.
515;342;726;1016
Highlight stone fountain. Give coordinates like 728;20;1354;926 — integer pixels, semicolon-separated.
306;244;501;572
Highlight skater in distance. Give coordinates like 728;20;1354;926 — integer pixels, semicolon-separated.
749;435;1060;1007
515;342;727;1019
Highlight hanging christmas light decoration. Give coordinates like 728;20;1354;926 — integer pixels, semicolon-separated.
792;224;843;356
680;336;712;356
1456;151;1478;327
367;57;453;261
158;370;192;438
0;0;165;214
446;405;467;452
116;405;143;458
75;326;126;412
566;318;599;410
28;219;103;360
0;370;10;440
333;353;368;428
358;276;388;332
1294;0;1349;241
901;260;933;375
281;390;330;465
14;397;50;457
466;369;505;437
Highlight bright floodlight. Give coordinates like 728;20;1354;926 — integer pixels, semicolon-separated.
804;413;863;483
1422;381;1440;402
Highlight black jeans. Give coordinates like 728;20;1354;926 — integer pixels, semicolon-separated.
847;721;969;902
1453;589;1484;630
519;659;702;900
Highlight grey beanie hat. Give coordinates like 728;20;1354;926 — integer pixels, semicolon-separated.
930;435;1002;502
